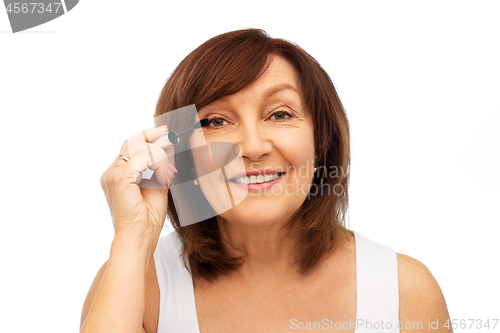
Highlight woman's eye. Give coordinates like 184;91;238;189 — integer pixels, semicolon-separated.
270;111;292;121
207;111;292;129
209;118;228;127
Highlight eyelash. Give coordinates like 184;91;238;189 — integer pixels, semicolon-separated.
207;110;294;129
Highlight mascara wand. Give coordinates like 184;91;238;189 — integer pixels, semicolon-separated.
155;118;211;145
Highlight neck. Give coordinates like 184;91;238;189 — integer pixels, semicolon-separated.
216;216;302;286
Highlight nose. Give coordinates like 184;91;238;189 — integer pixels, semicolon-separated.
237;117;272;162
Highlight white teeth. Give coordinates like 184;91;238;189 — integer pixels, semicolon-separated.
233;173;282;184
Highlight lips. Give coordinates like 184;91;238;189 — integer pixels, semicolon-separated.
229;169;285;179
227;171;286;192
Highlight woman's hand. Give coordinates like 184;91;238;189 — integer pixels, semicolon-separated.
100;126;177;242
81;126;176;333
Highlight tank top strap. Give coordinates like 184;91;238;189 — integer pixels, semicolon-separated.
353;231;400;333
153;231;200;333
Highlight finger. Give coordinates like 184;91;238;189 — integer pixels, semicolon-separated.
133;125;169;143
124;131;175;164
152;134;175;151
153;157;173;188
120;126;170;160
116;141;174;188
164;144;176;171
149;147;172;188
135;171;143;184
126;143;174;188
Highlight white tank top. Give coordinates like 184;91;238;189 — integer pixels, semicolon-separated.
153;230;400;332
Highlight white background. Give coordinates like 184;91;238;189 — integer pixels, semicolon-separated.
1;1;499;332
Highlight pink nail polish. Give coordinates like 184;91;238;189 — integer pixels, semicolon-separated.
166;165;173;178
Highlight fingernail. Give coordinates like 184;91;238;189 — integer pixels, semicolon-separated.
170;166;177;177
165;163;173;178
164;168;172;184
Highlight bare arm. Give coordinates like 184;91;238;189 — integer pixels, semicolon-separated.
80;235;155;333
80;260;108;329
80;125;175;332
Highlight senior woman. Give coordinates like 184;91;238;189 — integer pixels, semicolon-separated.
80;29;452;332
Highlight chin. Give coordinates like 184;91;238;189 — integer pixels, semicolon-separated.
218;203;293;228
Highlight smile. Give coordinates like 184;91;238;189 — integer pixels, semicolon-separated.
228;172;286;192
231;172;285;185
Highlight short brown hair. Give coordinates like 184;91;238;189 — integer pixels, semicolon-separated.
154;28;351;281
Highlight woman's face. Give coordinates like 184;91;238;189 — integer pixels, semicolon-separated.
189;55;316;227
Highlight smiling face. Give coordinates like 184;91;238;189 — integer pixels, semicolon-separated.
189;55;316;227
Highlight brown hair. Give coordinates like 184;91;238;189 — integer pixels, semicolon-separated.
154;28;351;281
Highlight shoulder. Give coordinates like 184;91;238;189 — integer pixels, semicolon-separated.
396;253;452;332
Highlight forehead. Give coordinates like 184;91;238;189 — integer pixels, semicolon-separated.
215;56;301;106
256;55;300;88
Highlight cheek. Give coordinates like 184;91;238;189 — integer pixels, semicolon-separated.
188;131;210;174
273;128;315;171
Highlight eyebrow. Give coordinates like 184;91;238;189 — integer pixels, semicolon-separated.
217;83;300;103
263;83;299;99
